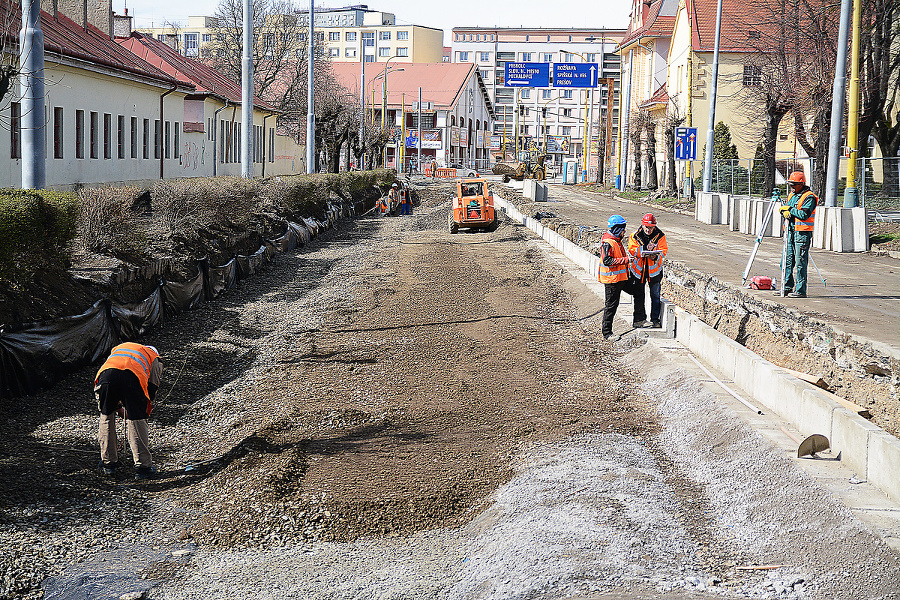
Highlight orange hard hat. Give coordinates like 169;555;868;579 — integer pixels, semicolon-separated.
788;171;806;185
642;213;657;226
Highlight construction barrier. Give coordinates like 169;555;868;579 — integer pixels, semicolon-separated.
424;168;457;178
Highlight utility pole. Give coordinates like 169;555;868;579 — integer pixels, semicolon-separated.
20;0;45;189
359;37;365;170
843;0;862;207
701;0;723;193
306;0;315;174
241;0;253;178
824;0;852;207
417;87;422;172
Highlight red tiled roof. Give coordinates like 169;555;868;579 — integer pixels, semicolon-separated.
688;0;775;52
329;62;485;113
619;0;677;50
116;33;277;110
640;83;669;108
0;0;182;87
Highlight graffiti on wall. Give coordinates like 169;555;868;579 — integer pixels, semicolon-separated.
180;141;206;170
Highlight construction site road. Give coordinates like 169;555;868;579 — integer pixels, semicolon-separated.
5;182;899;600
517;182;899;353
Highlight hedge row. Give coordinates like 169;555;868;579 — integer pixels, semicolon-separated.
0;189;79;279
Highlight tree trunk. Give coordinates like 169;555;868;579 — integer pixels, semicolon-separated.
646;122;658;190
762;102;787;197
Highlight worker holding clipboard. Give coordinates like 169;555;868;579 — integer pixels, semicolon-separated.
627;213;669;328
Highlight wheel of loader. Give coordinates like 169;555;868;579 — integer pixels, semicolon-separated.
486;217;499;232
502;174;510;183
448;211;459;234
533;167;545;181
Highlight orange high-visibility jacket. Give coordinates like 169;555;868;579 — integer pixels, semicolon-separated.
627;230;668;282
95;343;160;411
598;232;629;284
787;189;817;232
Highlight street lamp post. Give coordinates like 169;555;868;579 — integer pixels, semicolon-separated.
378;56;403;168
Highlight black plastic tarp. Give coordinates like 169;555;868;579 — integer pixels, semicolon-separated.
0;219;319;399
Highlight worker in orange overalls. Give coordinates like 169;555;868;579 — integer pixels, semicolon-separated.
628;213;668;328
430;159;438;179
95;343;162;480
778;171;818;298
375;193;389;216
399;185;412;215
599;215;643;341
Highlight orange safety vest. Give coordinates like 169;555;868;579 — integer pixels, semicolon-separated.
95;343;159;410
598;232;629;284
788;189;817;232
627;230;668;281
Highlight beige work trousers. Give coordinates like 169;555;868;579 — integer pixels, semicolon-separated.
98;414;153;469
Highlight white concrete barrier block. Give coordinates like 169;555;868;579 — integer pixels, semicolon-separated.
798;388;838;441
750;365;807;425
716;194;731;225
696;192;717;225
832;408;882;478
715;336;744;383
733;351;763;396
867;432;900;503
523;179;537;200
674;307;696;347
691;320;720;367
729;196;741;232
812;208;827;249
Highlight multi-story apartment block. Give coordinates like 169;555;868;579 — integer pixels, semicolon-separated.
138;6;443;64
451;27;625;181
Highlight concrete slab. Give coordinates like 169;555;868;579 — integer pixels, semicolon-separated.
868;431;900;503
832;408;884;478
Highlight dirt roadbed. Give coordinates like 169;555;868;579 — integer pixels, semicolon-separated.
2;182;899;600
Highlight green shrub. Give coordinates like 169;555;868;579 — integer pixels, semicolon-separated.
0;189;78;278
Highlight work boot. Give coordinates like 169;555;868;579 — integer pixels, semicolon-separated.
603;333;620;342
134;465;158;481
773;289;792;296
633;320;653;328
651;322;662;329
787;292;807;298
98;460;118;477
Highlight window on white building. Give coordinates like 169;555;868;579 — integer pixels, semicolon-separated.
561;126;572;135
329;47;340;56
378;47;391;57
521;89;531;99
329;31;340;41
398;31;408;40
397;47;408;56
543;53;553;62
522;52;532;61
202;33;211;42
346;47;357;57
542;89;552;99
562;90;573;99
346;31;357;41
362;32;374;46
562;108;572;117
479;51;490;62
562;52;573;62
380;31;391;40
458;51;469;61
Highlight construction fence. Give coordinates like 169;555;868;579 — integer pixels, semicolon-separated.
704;157;900;212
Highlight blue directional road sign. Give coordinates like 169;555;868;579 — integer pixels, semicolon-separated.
675;127;698;160
553;63;598;88
504;62;551;87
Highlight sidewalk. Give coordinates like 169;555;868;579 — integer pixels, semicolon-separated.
527;183;900;354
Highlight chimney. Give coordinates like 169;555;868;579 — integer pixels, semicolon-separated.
113;8;133;37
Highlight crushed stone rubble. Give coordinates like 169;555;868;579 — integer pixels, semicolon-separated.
2;180;898;600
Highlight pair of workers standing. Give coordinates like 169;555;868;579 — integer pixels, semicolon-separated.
599;213;668;341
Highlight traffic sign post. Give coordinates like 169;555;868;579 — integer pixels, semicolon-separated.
675;127;698;160
504;62;551;87
553;63;598;88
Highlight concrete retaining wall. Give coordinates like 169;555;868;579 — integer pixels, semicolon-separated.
495;192;900;504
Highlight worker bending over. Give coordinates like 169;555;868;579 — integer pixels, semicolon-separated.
96;342;162;480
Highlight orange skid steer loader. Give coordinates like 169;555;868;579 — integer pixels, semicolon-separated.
449;179;499;234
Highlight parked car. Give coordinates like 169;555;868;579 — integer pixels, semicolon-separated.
450;163;479;178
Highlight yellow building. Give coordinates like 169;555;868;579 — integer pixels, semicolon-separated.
137;8;443;64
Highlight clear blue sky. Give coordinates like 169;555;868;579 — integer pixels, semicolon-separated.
121;0;631;45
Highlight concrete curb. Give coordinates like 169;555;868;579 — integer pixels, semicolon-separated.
495;194;900;504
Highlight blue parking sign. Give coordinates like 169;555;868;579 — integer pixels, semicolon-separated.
675;127;697;160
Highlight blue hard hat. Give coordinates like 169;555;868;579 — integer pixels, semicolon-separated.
607;215;626;228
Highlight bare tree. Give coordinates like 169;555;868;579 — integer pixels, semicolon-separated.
1;0;20;108
630;109;649;189
663;104;685;194
645;114;659;190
